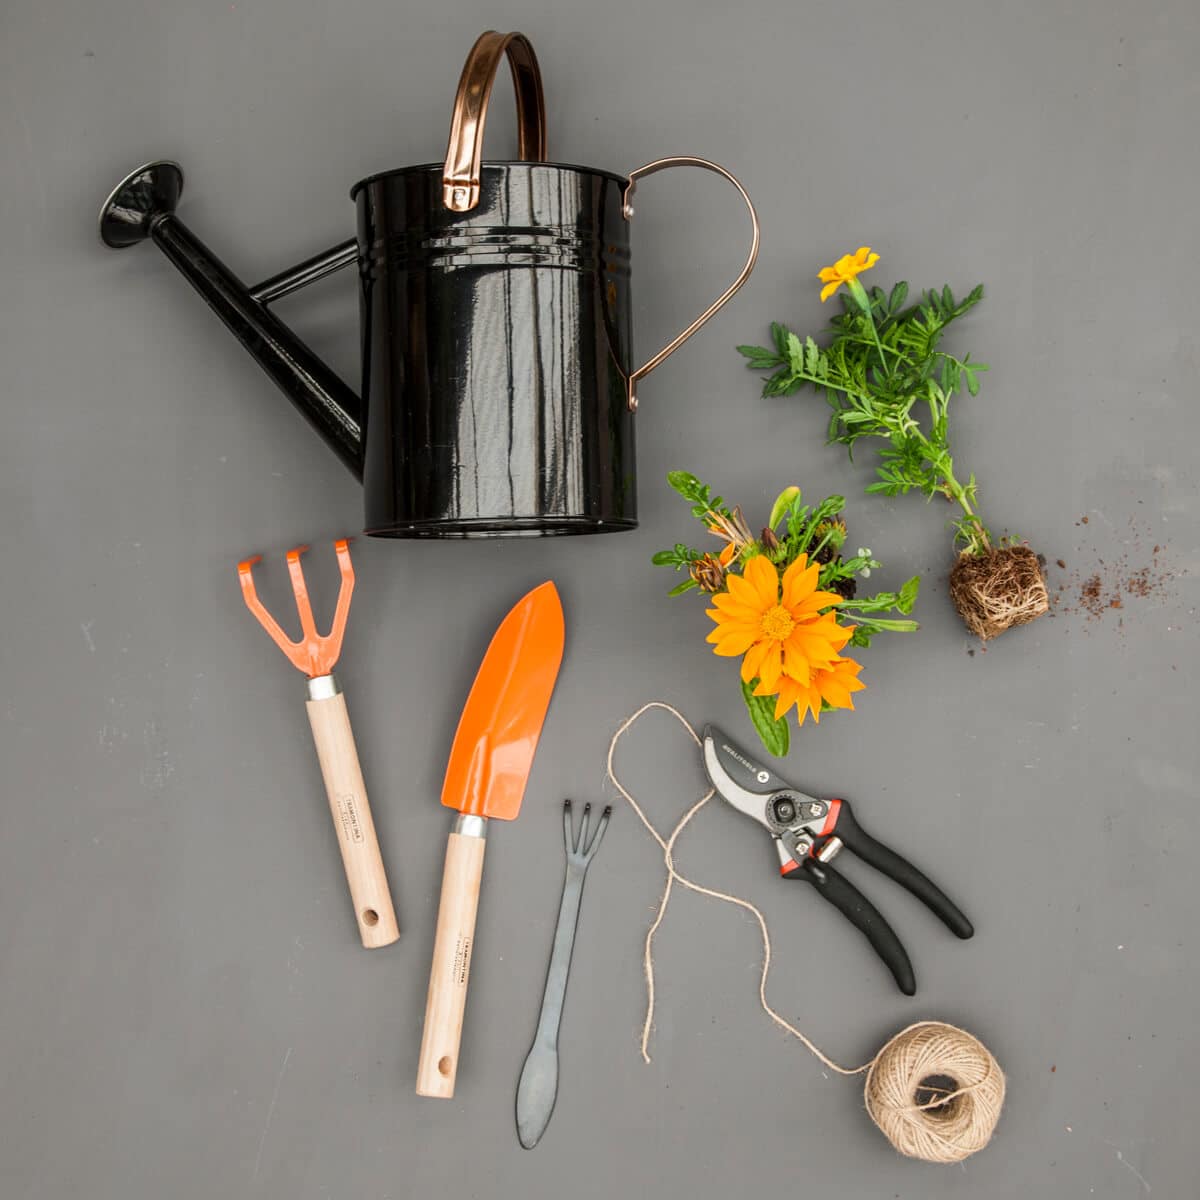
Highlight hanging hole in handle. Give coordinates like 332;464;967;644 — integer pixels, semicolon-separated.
620;157;760;412
362;908;380;926
437;1056;453;1076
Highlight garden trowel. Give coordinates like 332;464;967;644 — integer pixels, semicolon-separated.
415;580;565;1098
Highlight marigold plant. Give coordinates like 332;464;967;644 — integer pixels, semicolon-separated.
738;246;1049;640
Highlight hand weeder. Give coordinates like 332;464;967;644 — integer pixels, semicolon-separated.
515;799;611;1147
237;539;399;948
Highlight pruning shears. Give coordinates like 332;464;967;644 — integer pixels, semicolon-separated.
702;726;974;994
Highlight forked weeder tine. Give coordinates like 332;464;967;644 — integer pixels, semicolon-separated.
562;799;574;851
284;545;319;646
576;802;591;852
237;555;306;669
236;556;262;616
583;806;612;859
325;539;356;666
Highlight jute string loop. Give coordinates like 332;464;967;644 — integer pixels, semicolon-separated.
606;701;1004;1162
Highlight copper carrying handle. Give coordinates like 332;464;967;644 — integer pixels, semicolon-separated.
622;157;761;411
443;31;547;212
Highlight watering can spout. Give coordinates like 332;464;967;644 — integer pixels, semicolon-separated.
98;161;364;477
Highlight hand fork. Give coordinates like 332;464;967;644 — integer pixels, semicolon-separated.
515;799;611;1148
237;539;399;948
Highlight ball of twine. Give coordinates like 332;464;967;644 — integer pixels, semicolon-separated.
864;1022;1005;1163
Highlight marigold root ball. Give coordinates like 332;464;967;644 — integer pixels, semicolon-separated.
949;545;1048;639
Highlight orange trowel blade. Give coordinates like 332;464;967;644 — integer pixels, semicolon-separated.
441;581;565;821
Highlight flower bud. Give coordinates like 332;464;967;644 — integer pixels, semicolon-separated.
768;486;801;530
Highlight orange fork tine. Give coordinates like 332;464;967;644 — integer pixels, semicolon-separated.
237;539;356;678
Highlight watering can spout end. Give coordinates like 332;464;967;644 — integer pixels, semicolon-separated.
98;160;184;249
98;161;364;478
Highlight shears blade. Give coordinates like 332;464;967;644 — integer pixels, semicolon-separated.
702;725;794;824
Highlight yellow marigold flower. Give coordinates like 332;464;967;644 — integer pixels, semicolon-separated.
705;554;850;694
757;655;865;724
818;246;880;303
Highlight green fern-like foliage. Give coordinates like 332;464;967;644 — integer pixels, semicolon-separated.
739;282;996;556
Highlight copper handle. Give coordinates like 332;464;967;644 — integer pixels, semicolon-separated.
443;31;547;212
621;157;760;411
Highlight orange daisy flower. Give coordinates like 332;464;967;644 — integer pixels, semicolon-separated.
759;655;865;724
706;555;851;693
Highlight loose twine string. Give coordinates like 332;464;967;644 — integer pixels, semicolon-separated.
605;701;1005;1163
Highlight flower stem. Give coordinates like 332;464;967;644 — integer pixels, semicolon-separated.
848;279;889;378
941;469;991;555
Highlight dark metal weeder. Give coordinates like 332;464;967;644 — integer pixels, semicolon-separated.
515;799;612;1149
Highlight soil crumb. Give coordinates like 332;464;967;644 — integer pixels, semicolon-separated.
1047;517;1178;632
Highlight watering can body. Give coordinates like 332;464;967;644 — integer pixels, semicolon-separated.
355;162;635;536
97;32;757;538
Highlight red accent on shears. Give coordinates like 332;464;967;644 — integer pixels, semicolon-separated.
818;797;843;839
780;859;801;875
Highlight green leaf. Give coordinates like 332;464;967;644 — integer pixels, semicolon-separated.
763;374;800;397
650;550;677;565
666;471;704;501
897;574;921;614
786;331;804;373
844;615;919;633
738;344;781;371
741;678;790;758
667;579;697;597
804;335;823;376
888;281;909;313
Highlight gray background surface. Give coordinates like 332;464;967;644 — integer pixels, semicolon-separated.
1;1;1197;1197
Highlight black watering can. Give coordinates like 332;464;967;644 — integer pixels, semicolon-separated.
97;31;759;537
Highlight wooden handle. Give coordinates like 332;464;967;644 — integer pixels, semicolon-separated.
416;830;486;1097
305;691;399;948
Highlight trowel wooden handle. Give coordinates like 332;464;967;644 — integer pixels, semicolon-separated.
416;826;487;1097
305;686;399;949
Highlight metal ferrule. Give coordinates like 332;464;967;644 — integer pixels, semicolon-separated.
306;673;341;701
453;814;488;839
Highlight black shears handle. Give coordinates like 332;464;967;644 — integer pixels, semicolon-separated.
829;800;974;940
793;856;917;994
785;799;973;995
